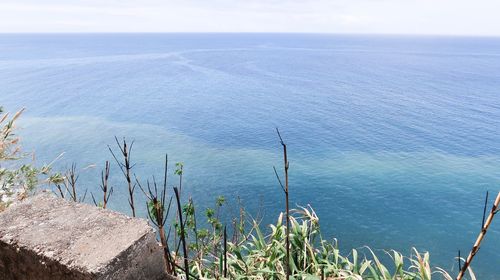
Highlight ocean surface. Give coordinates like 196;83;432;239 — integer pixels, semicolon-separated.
1;33;499;278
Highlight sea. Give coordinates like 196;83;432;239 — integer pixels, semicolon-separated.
0;33;499;278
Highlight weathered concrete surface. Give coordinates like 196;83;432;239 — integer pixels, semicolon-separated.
0;192;167;280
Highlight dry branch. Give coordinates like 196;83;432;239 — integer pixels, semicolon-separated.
109;137;136;217
275;128;290;280
456;191;500;280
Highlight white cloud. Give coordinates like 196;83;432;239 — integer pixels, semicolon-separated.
0;0;499;35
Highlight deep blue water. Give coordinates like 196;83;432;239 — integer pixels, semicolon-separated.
1;33;499;278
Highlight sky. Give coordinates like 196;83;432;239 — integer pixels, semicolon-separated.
0;0;499;36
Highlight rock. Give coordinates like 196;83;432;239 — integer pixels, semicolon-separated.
0;192;167;280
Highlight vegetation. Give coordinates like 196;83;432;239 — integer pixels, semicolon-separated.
2;106;497;280
0;107;62;210
178;204;460;280
131;155;473;280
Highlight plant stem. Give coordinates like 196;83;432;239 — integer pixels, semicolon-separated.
223;225;227;278
276;128;290;280
174;187;189;280
109;137;136;217
456;191;500;280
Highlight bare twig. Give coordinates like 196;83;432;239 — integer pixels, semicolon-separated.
91;161;113;208
174;186;190;280
456;191;500;280
273;166;285;193
481;191;489;229
101;161;113;208
55;184;65;198
275;127;290;280
80;189;87;203
109;136;136;217
136;154;175;275
64;163;79;202
62;163;87;203
223;225;227;278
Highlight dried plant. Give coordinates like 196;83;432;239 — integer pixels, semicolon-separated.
273;127;290;280
63;163;87;203
0;107;24;161
91;161;113;208
0;107;65;210
109;136;136;217
174;186;190;280
456;190;500;280
136;154;175;274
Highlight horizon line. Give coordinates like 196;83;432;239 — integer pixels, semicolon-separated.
0;31;499;39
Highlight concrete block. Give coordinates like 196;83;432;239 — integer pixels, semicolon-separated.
0;192;167;280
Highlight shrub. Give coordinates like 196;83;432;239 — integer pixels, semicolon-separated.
0;107;61;210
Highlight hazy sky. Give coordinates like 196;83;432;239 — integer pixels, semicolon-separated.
0;0;499;35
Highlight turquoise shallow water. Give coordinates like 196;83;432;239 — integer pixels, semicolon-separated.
0;34;499;278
